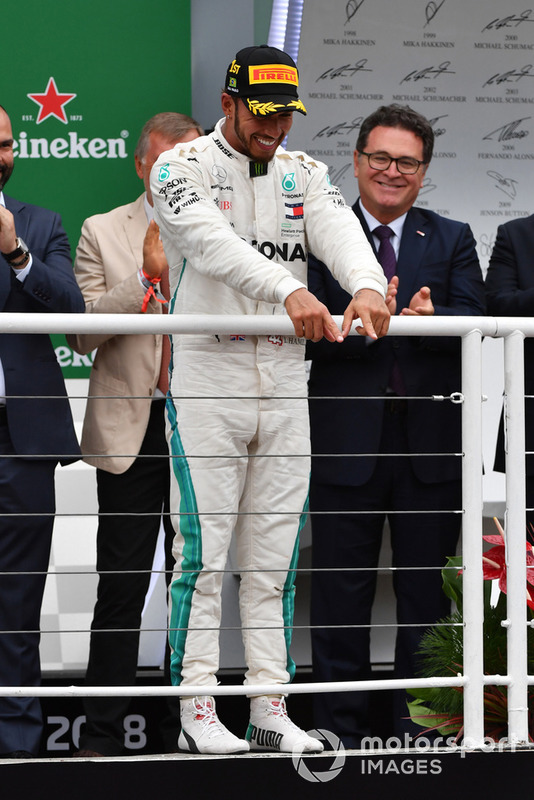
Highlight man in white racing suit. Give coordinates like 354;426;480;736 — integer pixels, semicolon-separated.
151;45;390;756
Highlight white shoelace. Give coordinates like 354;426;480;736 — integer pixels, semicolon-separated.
193;697;225;739
267;698;300;730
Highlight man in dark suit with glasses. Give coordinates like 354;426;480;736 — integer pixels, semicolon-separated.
307;104;485;745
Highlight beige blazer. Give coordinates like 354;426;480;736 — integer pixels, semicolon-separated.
67;194;166;474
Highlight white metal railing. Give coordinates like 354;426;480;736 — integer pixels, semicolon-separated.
1;312;533;750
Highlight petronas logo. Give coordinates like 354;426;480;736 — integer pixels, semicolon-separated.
158;163;171;181
282;173;296;191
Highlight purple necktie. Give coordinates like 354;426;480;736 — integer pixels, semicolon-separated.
373;225;396;281
374;226;405;395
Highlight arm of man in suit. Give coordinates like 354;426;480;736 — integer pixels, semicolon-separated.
425;223;484;317
68;216;164;355
0;204;18;254
1;206;85;314
402;222;485;352
141;220;167;279
485;221;534;315
400;224;483;318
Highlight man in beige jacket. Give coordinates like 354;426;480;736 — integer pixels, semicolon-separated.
68;112;202;757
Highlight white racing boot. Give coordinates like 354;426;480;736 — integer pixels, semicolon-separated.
247;695;324;753
179;696;250;754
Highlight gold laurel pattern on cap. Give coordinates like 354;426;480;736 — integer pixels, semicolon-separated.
247;99;285;116
247;98;307;116
288;99;307;114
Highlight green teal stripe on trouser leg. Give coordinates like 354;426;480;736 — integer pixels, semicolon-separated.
283;493;309;682
166;397;202;687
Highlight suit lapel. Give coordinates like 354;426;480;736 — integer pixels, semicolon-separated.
396;208;430;309
3;195;28;239
123;194;149;271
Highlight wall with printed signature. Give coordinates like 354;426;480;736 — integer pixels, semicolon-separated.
291;0;534;271
290;0;512;543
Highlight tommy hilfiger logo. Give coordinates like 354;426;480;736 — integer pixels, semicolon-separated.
285;202;303;219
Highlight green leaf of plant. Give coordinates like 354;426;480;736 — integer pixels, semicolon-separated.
442;555;463;612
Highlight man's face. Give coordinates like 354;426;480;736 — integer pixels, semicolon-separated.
136;128;199;205
222;95;293;162
354;125;427;224
0;110;14;192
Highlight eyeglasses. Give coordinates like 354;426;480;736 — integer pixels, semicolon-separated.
358;151;426;175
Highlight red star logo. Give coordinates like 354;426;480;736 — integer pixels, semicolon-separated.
27;77;77;125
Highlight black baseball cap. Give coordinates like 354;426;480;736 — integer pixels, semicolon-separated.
224;45;307;117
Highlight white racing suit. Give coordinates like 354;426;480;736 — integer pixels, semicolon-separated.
151;119;386;689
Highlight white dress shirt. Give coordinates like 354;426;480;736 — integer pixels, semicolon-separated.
358;202;407;260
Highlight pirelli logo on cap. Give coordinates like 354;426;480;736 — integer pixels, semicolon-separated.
248;64;298;86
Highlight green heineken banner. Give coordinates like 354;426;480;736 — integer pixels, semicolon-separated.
2;0;192;377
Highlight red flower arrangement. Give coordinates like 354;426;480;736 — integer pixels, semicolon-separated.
407;517;534;741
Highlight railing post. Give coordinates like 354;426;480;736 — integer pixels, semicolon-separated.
503;331;529;744
462;329;486;747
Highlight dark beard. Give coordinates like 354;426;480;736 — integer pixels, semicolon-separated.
0;163;13;191
234;110;278;164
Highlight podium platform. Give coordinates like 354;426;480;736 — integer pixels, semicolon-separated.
2;746;533;800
